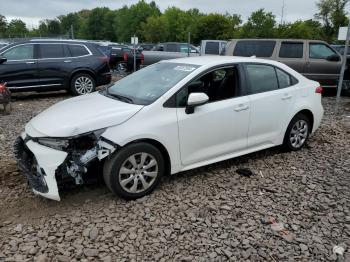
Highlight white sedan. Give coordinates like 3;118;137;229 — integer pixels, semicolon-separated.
14;56;324;201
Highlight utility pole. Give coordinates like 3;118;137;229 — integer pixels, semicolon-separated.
281;0;285;24
70;25;74;39
336;19;350;109
187;32;191;57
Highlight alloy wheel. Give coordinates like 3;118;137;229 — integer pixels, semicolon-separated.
290;120;308;148
118;152;158;194
75;76;93;94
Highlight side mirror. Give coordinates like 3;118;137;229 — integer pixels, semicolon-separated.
0;57;7;64
185;93;209;114
326;54;340;62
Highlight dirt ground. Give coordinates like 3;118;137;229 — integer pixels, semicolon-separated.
0;91;349;261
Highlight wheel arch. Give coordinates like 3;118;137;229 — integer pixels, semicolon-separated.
294;109;314;132
125;138;171;176
69;69;97;84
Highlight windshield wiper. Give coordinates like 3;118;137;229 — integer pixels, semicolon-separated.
107;92;134;104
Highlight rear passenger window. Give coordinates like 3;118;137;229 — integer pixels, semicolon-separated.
276;68;292;88
40;44;64;58
68;45;89;57
279;42;303;58
233;41;276;57
205;42;220;55
246;64;278;94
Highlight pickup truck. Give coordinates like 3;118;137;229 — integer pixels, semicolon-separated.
224;39;349;94
142;42;200;66
142;41;229;66
109;44;144;73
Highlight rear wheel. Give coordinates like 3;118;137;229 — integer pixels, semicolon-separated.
70;73;95;96
103;143;164;200
283;114;311;151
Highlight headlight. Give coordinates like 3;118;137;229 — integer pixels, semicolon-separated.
36;137;69;151
35;129;106;151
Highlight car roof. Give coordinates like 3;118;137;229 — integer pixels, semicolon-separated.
161;56;283;67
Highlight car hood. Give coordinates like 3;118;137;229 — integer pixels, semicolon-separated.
25;92;143;138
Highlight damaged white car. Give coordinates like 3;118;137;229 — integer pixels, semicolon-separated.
14;56;324;201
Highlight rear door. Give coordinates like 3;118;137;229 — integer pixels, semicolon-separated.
37;43;70;88
0;43;39;89
305;42;342;87
277;41;306;74
244;63;297;148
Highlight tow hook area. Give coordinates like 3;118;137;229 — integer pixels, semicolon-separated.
65;139;116;185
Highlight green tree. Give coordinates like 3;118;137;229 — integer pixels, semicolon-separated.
192;14;241;43
240;9;276;38
0;15;7;37
277;20;323;39
316;0;349;41
141;16;170;42
115;1;161;42
7;19;28;37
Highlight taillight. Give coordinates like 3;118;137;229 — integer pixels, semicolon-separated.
315;86;323;94
141;52;144;64
0;83;6;92
124;53;128;62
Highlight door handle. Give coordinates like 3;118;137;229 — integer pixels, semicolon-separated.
26;61;35;64
64;60;72;63
234;104;249;112
281;94;292;100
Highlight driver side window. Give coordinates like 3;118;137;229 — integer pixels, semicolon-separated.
176;66;239;107
309;43;336;59
2;44;34;60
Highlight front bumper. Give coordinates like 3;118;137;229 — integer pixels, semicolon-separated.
14;134;67;201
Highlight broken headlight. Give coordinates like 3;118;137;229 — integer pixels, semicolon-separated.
36;137;69;150
36;129;106;151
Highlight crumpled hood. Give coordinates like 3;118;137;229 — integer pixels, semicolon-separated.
26;92;143;137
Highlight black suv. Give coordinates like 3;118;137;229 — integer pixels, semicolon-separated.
0;40;111;95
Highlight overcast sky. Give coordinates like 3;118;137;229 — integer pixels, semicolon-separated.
0;0;319;29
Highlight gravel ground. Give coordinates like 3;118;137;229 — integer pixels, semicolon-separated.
0;92;349;262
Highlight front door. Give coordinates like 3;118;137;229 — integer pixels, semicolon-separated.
176;66;250;166
305;42;342;87
0;44;39;89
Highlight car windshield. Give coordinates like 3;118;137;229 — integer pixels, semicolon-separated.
106;62;199;105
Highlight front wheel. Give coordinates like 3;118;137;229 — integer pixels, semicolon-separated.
283;114;311;151
70;73;96;96
103;143;164;200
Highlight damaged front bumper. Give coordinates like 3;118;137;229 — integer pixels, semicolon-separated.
14;132;116;201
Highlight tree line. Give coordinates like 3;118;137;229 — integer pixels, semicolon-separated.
0;0;348;44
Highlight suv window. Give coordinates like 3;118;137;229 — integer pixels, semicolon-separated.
176;67;239;106
68;44;90;57
246;64;278;94
309;43;336;59
167;44;178;52
40;44;65;58
179;44;189;53
279;42;303;58
205;42;220;55
2;44;34;60
233;41;276;57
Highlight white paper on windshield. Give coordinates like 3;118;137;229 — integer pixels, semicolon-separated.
174;66;196;72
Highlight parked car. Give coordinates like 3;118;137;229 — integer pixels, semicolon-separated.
224;39;345;90
109;44;144;72
200;40;227;55
0;39;111;95
14;56;323;201
142;42;199;66
137;43;155;51
331;44;350;56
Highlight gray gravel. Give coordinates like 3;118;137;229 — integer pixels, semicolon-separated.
0;93;349;261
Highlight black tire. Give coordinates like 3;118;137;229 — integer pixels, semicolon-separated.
70;73;96;96
117;61;128;74
103;142;164;200
283;114;311;151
